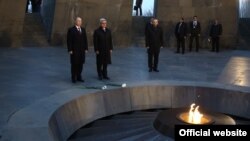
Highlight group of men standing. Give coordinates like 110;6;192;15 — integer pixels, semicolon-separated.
67;17;112;83
174;16;223;54
67;16;223;83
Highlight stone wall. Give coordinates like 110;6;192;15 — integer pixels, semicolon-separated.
157;0;239;49
0;0;240;48
0;0;26;47
50;0;133;47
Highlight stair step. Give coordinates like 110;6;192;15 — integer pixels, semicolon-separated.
91;120;150;128
114;114;157;119
72;126;154;141
152;135;174;141
22;13;48;47
118;130;157;141
75;123;152;137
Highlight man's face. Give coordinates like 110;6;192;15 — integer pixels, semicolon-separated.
193;17;197;21
215;20;218;25
75;18;82;27
101;20;107;29
152;19;158;27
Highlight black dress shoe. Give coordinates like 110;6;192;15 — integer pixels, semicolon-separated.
153;69;159;72
149;68;152;72
103;76;110;80
72;80;76;83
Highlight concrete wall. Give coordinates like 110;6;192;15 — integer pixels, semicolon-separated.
157;0;239;49
0;0;26;47
0;0;240;48
50;0;133;47
40;0;56;40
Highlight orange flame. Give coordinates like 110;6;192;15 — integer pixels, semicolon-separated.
188;103;203;124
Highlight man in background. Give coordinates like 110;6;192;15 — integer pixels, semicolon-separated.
189;16;201;52
175;17;187;54
67;17;88;83
135;0;143;16
209;19;222;52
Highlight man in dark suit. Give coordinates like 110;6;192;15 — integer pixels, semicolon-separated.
145;17;154;37
67;17;88;83
189;16;201;52
209;19;222;52
175;17;187;54
135;0;143;16
145;18;164;72
93;18;113;80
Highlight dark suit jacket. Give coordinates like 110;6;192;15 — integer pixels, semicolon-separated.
136;0;143;6
209;24;222;37
67;26;88;64
145;25;164;53
93;27;113;64
175;22;187;38
189;21;201;36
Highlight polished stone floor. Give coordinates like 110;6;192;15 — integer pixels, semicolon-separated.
0;47;250;138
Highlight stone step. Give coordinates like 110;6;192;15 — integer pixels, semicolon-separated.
117;130;157;141
114;114;157;119
152;135;174;141
23;26;46;32
24;13;42;24
75;123;152;137
72;126;153;141
22;13;49;47
90;120;150;128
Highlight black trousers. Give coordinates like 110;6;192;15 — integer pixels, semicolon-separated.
148;51;159;70
212;37;220;52
97;62;108;78
136;6;142;16
71;63;83;81
177;37;185;54
189;35;199;52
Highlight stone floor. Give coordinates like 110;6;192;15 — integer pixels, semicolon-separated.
0;46;250;139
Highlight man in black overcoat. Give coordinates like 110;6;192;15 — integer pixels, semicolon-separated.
175;17;187;54
145;17;154;37
145;18;163;72
209;19;222;52
93;18;113;80
67;17;88;83
189;16;201;52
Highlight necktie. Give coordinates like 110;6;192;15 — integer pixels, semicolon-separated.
78;27;81;33
178;23;182;33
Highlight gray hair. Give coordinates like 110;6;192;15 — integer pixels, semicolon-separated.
99;18;107;23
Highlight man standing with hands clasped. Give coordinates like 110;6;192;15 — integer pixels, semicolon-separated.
175;17;187;54
145;18;164;72
94;18;113;80
209;19;222;52
67;17;88;83
189;16;201;52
